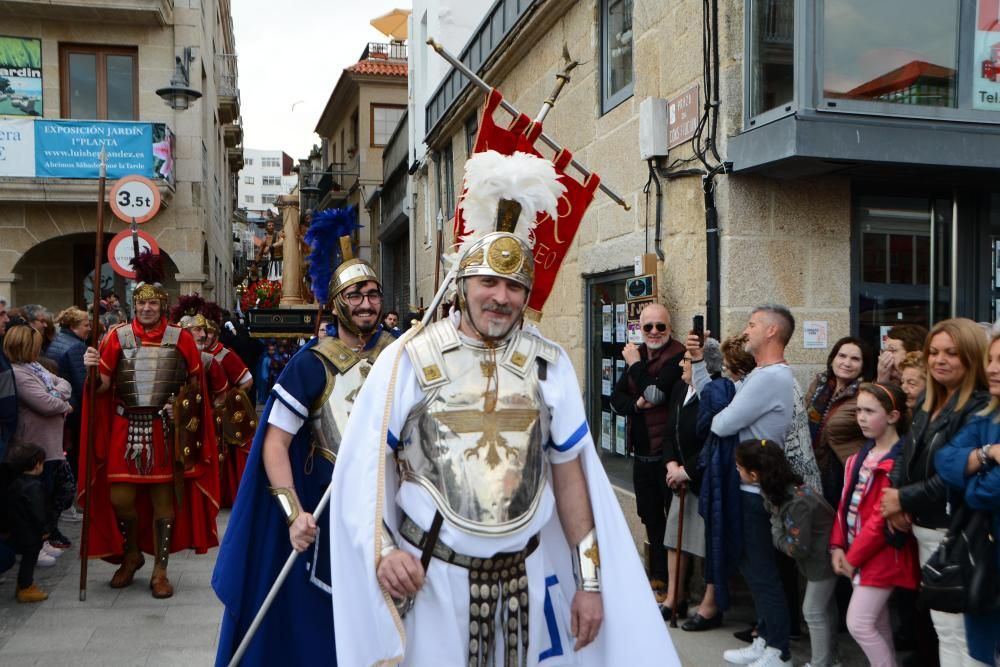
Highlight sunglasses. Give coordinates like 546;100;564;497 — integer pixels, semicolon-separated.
642;323;668;333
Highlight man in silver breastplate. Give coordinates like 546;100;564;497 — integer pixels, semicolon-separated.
330;152;679;665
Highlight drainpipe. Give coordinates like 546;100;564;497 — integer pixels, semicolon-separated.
704;171;721;337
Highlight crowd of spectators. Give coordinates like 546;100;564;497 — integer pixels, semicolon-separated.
614;305;1000;667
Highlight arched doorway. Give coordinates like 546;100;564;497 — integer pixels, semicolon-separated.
12;233;180;312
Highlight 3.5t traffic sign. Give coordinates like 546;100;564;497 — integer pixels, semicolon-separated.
109;175;161;223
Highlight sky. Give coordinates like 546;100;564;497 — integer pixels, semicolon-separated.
232;0;412;160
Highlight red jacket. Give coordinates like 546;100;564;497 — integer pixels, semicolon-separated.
829;440;919;589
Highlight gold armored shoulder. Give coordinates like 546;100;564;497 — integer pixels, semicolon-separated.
311;337;361;374
404;319;460;391
500;328;560;379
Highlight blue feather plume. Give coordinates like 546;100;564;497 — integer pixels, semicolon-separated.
305;206;359;304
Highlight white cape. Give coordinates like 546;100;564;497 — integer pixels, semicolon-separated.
329;333;679;667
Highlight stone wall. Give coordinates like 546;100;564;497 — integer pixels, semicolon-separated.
412;0;855;388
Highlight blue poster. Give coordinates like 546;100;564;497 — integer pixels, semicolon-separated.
34;120;155;179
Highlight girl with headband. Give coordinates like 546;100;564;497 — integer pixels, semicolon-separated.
829;382;918;667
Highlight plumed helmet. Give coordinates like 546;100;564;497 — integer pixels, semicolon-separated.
131;250;168;307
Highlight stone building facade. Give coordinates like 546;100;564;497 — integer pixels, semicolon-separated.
407;0;1000;446
0;0;242;311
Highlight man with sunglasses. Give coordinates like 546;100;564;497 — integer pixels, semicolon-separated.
610;303;686;605
214;256;394;667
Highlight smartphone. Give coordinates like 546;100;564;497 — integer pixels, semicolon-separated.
693;315;704;348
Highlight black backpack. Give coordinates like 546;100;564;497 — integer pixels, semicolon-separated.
919;503;1000;615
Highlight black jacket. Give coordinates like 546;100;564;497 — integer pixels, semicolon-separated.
889;389;990;529
609;339;685;457
662;381;703;492
2;473;45;550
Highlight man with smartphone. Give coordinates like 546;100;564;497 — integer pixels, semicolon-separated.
610;303;686;602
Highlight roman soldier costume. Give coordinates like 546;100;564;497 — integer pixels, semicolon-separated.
78;251;220;599
213;207;393;667
328;151;679;666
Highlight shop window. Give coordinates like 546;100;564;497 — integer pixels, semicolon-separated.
822;0;959;109
601;0;634;114
748;0;795;119
855;194;952;349
59;44;137;120
371;104;406;147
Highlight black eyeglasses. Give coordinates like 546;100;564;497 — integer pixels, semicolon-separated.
642;323;668;333
343;290;383;306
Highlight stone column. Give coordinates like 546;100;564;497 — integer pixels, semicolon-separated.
278;195;303;305
0;272;20;305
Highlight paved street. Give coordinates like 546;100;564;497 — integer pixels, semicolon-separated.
0;501;871;666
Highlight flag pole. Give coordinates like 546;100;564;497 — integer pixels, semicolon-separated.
427;37;630;211
80;145;108;601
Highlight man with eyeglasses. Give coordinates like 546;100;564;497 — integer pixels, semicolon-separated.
213;256;395;667
610;303;686;604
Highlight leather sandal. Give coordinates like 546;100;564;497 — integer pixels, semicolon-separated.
109;554;145;588
150;573;174;599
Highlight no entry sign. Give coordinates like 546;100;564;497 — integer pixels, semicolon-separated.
108;229;159;278
109;174;161;223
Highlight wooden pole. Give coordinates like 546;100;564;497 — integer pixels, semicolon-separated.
79;146;108;601
669;485;687;628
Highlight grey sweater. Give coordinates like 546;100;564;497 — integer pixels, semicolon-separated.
693;361;794;443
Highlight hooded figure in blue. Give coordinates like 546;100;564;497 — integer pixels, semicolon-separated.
213;231;394;665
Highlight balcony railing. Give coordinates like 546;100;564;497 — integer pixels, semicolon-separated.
216;53;239;98
361;41;408;62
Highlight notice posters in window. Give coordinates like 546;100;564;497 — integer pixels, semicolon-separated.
0;36;42;117
974;0;1000;110
615;303;627;342
602;304;613;342
615;415;626;455
601;412;612;451
627;321;643;344
601;358;613;396
615;359;626;384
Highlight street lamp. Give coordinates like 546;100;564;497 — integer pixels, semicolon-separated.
156;47;203;111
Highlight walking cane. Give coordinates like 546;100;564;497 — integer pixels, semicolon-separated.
80;146;108;602
669;484;687;628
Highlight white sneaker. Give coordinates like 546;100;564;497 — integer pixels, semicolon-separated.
748;647;791;667
61;507;82;523
724;636;767;665
36;551;57;567
41;542;64;558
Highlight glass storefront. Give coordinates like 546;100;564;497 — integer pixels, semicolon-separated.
749;0;795;118
823;0;960;107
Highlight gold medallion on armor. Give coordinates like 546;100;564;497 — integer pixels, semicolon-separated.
486;236;523;275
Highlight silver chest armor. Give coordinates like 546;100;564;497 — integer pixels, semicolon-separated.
113;324;188;409
309;334;393;462
398;320;560;536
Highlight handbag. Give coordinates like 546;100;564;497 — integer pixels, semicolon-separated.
919;503;1000;615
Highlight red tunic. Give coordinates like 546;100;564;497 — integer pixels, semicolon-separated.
78;318;220;560
206;340;254;506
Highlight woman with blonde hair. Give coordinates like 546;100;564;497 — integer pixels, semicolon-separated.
934;328;1000;665
881;318;990;666
4;325;74;557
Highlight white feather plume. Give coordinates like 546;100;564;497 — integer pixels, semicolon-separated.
446;150;566;268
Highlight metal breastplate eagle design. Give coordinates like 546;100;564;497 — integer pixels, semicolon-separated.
309;335;392;462
114;325;188;409
399;321;556;536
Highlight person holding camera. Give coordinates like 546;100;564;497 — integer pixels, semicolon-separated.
611;303;685;601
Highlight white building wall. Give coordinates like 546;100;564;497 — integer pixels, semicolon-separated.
238;147;295;221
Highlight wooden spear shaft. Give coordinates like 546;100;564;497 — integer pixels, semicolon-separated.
80;145;108;601
427;37;630;211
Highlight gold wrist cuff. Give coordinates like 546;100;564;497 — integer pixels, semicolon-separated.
572;528;601;593
270;487;300;527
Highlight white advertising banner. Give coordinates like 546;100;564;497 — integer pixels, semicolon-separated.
0;117;35;177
